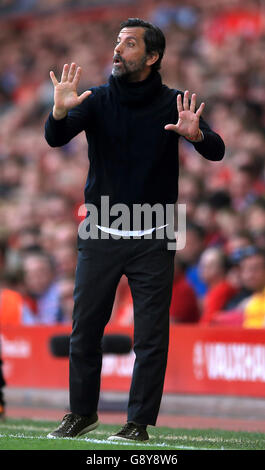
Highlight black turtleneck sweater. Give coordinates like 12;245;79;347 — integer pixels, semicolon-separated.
45;71;225;222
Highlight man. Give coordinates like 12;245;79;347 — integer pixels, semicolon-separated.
199;247;238;325
242;249;265;329
21;250;61;324
45;18;224;441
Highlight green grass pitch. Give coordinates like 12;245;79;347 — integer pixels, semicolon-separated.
0;418;265;450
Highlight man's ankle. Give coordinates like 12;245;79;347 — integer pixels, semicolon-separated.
129;421;147;430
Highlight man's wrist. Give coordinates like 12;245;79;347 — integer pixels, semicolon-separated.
52;106;68;120
185;129;204;142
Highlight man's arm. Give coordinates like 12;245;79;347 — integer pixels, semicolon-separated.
45;101;93;148
189;115;225;161
165;90;225;161
44;63;92;148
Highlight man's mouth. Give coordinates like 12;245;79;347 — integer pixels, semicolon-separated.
113;56;123;65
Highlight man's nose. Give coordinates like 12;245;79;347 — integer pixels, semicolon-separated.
114;42;123;55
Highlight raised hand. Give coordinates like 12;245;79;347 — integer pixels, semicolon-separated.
165;90;205;141
50;63;92;120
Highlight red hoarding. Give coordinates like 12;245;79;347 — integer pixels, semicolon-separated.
1;324;265;397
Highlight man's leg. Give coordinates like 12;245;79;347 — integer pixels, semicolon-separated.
48;238;125;438
124;237;175;426
69;238;124;417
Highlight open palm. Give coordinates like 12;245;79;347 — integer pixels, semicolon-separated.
50;63;91;119
165;90;205;140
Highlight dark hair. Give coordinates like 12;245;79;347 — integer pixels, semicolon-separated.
186;220;206;240
22;248;56;271
120;18;166;71
230;245;265;265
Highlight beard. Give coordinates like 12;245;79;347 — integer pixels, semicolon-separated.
112;53;148;80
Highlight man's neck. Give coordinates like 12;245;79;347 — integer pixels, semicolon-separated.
124;68;152;83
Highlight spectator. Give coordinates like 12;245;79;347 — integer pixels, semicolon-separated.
211;246;265;327
56;276;75;323
245;199;265;250
170;256;200;323
241;248;265;328
15;227;41;252
178;222;207;300
225;229;254;257
110;256;201;327
224;246;263;310
228;166;260;211
193;191;231;246
52;221;79;248
52;244;77;278
21;250;61;324
177;171;203;219
0;238;25;327
199;247;238;325
215;207;244;244
0;285;24;326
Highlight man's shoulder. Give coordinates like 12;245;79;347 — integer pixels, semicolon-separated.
160;84;184;107
76;82;109;112
162;83;183;97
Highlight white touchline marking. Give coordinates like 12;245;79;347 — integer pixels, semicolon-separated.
1;423;265;444
1;425;262;445
156;434;264;445
0;432;232;450
2;425;263;448
83;438;212;450
3;425;260;444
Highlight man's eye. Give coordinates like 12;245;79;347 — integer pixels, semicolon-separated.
127;42;135;47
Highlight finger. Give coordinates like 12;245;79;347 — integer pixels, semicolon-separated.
49;70;58;86
77;90;92;104
73;66;82;87
176;94;183;113
68;62;76;82
61;63;69;82
164;124;177;132
183;90;189;111
190;93;196;113
195;102;205;117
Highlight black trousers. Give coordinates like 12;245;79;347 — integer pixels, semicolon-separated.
69;234;175;426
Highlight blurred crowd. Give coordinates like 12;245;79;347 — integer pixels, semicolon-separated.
0;0;264;328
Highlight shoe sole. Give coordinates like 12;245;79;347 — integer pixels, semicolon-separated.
107;435;149;442
47;419;99;439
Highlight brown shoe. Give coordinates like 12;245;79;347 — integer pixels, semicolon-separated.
108;422;149;442
47;412;99;438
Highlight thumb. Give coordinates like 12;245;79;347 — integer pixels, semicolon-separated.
77;90;92;104
164;124;177;132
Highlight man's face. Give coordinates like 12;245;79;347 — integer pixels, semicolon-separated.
23;255;53;296
199;250;224;286
112;27;149;81
240;254;265;292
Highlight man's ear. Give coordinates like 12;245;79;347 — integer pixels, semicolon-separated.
146;51;159;67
